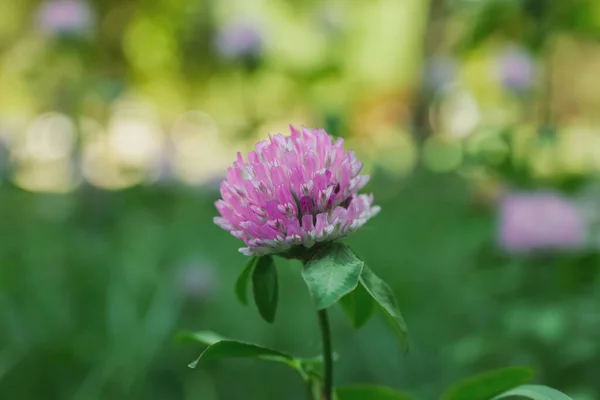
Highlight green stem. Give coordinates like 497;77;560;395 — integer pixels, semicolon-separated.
317;308;333;400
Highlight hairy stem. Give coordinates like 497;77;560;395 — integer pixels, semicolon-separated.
317;308;333;400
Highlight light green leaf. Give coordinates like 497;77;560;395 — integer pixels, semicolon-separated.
336;385;415;400
296;352;340;374
302;243;364;310
181;330;292;369
235;257;258;305
178;330;226;346
252;255;278;323
359;265;409;351
442;366;534;400
492;384;574;400
340;283;374;328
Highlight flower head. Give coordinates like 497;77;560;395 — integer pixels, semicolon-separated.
214;126;380;257
498;191;586;253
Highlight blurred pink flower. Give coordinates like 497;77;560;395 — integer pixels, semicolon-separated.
176;261;219;302
214;126;380;257
496;45;535;91
498;191;586;253
215;19;263;59
36;0;94;36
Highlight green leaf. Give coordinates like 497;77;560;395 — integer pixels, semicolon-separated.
235;257;258;305
177;330;226;346
359;265;409;351
181;331;293;369
302;243;364;310
252;255;278;323
492;384;574;400
180;331;331;383
442;366;534;400
336;385;415;400
340;283;374;328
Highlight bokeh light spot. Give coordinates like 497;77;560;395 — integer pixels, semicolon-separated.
25;112;75;161
422;135;463;172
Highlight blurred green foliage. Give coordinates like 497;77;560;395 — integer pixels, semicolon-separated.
455;0;600;52
2;0;600;399
0;170;599;399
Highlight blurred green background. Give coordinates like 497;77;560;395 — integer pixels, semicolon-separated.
2;0;600;399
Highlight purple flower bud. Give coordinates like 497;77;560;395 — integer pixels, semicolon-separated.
496;45;535;91
36;0;95;36
215;19;263;59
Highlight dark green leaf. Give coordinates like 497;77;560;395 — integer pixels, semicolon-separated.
442;366;534;400
336;385;415;400
235;257;258;305
252;255;278;323
492;384;574;400
302;243;364;310
340;283;374;328
359;265;409;351
181;331;293;368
